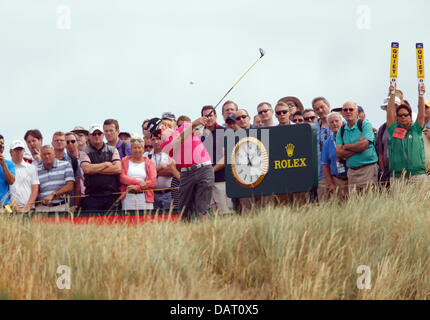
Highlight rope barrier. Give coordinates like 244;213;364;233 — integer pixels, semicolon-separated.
12;186;179;206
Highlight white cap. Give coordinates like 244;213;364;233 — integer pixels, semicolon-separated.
89;124;103;134
381;96;402;110
9;140;26;150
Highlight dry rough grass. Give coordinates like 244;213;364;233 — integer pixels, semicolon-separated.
1;180;430;299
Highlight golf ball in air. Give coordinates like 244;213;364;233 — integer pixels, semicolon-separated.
189;80;195;85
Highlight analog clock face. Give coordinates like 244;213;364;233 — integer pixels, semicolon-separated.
232;137;269;188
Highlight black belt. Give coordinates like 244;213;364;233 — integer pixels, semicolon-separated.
333;175;348;181
154;190;171;194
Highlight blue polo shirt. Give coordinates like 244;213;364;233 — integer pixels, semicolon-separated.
316;120;334;180
336;119;378;168
321;135;348;177
0;160;15;205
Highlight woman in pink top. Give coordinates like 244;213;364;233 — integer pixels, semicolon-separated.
120;137;156;210
146;117;214;221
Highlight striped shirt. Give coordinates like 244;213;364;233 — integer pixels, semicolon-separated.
37;159;74;204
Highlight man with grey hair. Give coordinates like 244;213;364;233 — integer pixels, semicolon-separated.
336;102;378;192
36;145;74;212
321;112;348;200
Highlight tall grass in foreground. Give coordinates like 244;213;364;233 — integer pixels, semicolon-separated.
1;181;430;299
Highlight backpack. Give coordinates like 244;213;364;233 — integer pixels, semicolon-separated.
340;119;364;144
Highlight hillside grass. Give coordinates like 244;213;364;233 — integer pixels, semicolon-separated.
1;180;430;299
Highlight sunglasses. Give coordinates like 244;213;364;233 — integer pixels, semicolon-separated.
144;145;153;149
287;103;297;107
258;109;270;115
66;140;76;144
304;116;317;121
397;113;410;118
235;115;248;121
276;110;289;115
91;132;103;136
342;108;355;112
293;119;304;123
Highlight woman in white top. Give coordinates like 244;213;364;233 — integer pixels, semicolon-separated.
120;137;156;210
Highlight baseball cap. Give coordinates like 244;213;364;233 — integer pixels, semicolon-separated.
72;125;89;135
381;96;401;110
146;118;162;135
119;132;131;138
9;140;25;150
226;114;236;124
88;124;103;134
331;107;343;112
425;100;430;108
161;112;176;121
357;106;364;113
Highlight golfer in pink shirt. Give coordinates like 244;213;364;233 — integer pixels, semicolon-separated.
147;117;214;221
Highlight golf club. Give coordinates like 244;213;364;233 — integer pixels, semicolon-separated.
213;48;265;110
197;48;266;130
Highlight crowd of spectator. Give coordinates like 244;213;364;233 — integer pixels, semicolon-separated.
0;83;428;219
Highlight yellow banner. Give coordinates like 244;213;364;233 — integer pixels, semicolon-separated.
416;43;425;80
390;42;399;80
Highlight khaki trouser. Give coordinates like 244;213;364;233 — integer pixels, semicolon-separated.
332;176;349;199
276;192;308;206
317;178;329;201
35;203;69;212
210;182;234;214
237;195;275;213
347;163;378;192
318;177;348;201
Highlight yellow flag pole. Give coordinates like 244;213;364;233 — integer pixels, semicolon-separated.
390;42;399;94
416;43;425;96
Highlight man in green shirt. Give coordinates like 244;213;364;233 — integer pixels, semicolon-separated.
387;83;426;184
336;102;378;192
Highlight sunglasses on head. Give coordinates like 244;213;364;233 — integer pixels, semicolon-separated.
287;103;297;107
342;108;355;112
276;110;289;115
235;115;248;121
258;109;270;115
66;140;76;144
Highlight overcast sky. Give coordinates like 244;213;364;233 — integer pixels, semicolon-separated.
1;0;429;157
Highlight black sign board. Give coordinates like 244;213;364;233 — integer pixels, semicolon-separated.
224;124;318;198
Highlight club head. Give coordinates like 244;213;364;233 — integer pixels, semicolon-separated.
259;48;265;58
